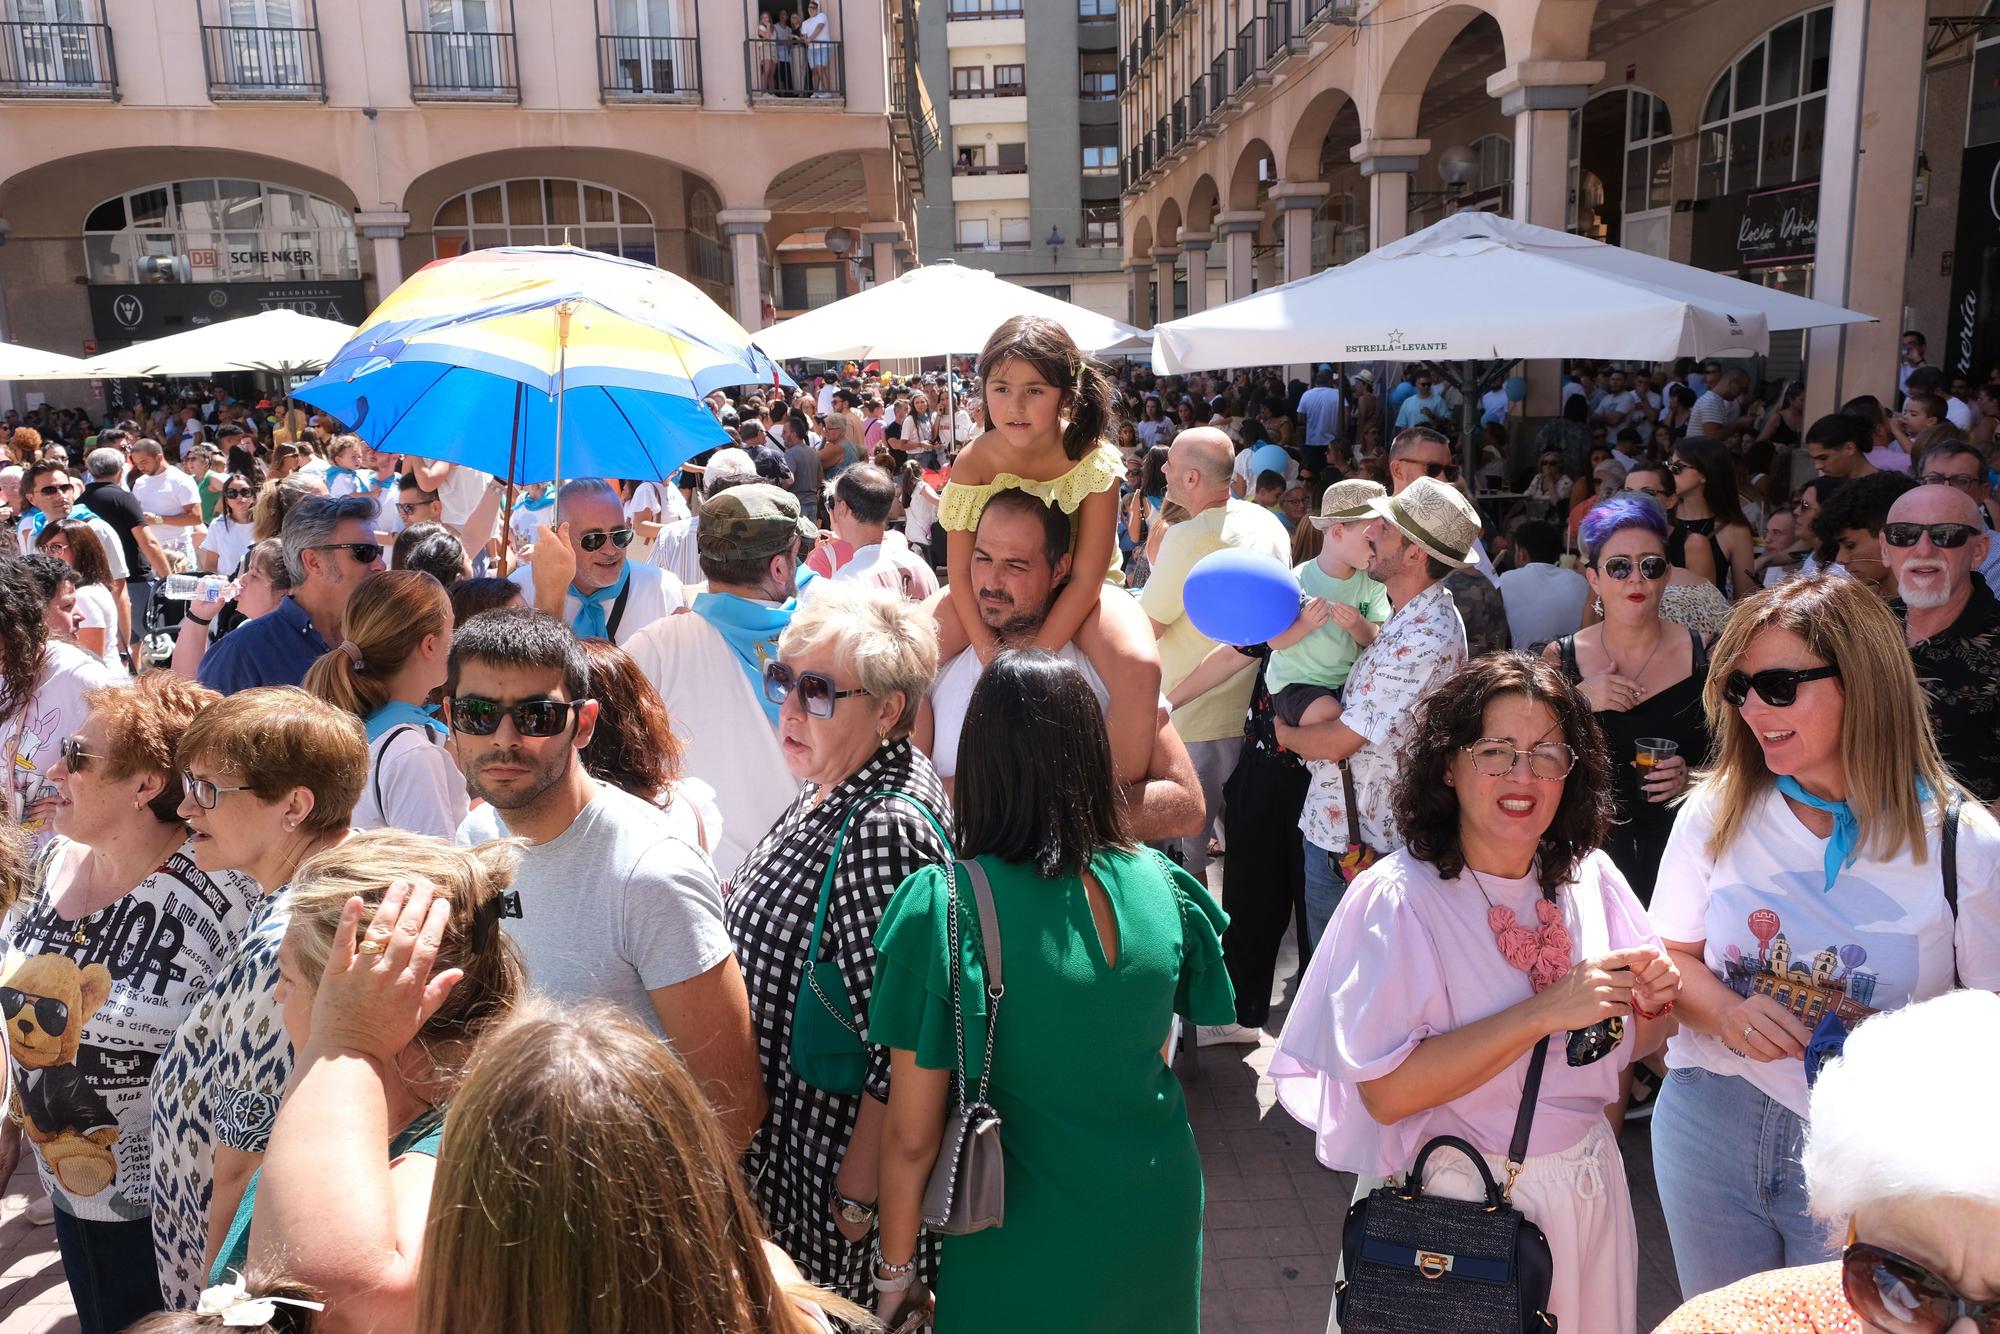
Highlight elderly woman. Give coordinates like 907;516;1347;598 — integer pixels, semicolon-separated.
211;829;525;1334
1655;989;2000;1332
724;582;953;1304
1270;653;1680;1334
2;673;259;1334
150;687;366;1310
1544;494;1709;904
871;650;1233;1333
1649;575;2000;1302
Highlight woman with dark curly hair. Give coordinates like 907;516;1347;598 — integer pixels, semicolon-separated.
576;638;721;858
1269;653;1681;1334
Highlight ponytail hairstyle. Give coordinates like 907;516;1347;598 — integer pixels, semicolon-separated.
976;314;1114;462
302;569;451;720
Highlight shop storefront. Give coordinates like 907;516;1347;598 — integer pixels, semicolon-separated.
1690;178;1819;382
1945;25;2000;385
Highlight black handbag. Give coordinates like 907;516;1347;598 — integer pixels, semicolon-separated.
1334;1037;1559;1333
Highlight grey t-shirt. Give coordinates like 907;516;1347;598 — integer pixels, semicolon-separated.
457;783;732;1033
784;441;824;522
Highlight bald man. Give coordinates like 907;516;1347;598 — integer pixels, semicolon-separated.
1138;426;1292;889
1884;484;2000;805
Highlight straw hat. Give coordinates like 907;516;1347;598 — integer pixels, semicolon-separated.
1364;477;1481;568
1310;478;1387;530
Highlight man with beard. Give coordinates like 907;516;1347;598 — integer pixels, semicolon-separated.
1883;484;2000;806
450;606;765;1151
514;478;684;646
914;486;1203;841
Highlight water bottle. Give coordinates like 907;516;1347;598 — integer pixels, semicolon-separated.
163;573;231;602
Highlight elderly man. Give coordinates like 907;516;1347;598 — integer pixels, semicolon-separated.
1883;484;2000;805
916;487;1202;840
198;494;382;693
514;478;683;645
1913;437;2000;593
1139;426;1292;880
1275;477;1477;943
813;462;936;601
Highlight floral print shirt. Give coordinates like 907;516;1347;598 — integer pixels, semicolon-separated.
1901;577;2000;803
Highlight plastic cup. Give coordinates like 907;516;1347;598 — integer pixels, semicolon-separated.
1634;737;1679;770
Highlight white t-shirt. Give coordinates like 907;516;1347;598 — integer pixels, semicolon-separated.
1651;783;2000;1117
131;466;203;557
624;609;800;881
352;724;469;840
507;559;684;647
817;384;840;416
436;463;491;527
650;515;704;587
508;499;557;553
927;642;1107;781
73;584;122;669
8;643;126;854
659;777;725;860
903;480;940;545
1497;563;1590;649
624;483;668;522
1947;396;1976;432
817;531;938;602
199;516;256;576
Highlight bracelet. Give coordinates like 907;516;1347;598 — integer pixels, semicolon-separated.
872;1268;915;1294
183;610;213;626
1632;1000;1675;1021
871;1243;914;1278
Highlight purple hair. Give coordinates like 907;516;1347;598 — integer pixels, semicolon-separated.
1579;493;1669;563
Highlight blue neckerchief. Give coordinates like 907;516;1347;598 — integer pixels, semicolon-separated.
326;466;363;492
24;503;98;540
519;490;554;511
363;699;445;743
691;590;796;724
571;563;630;640
1776;776;1856;892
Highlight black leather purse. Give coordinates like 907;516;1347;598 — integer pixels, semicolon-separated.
1334;1037;1558;1333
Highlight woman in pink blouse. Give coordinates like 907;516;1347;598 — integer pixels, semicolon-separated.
1271;653;1680;1334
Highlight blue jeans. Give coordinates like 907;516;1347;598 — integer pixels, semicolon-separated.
52;1207;165;1334
1650;1065;1835;1301
1302;833;1343;949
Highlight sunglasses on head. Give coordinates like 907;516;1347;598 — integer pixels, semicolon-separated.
308;542;383;564
1416;461;1461;482
1881;522;1979;549
0;987;70;1037
1593;554;1670;582
763;661;867;719
1723;664;1840;708
578;528;636;553
1843;1242;2000;1334
449;696;582;738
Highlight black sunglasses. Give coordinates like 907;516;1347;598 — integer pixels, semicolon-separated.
0;987;70;1037
34;483;71;497
223;488;255;499
1665;458;1693;474
58;737;109;772
1416;461;1461;482
1593;554;1670;582
308;542;383;564
448;696;584;738
578;528;636;553
1723;665;1840;709
1843;1241;2000;1333
1881;521;1979;550
763;662;867;719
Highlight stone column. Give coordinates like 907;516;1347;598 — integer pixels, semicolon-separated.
356;210;411;302
1153;246;1180;322
719;208;772;331
1129;260;1153;325
1487;62;1601;230
862;224;903;288
1180;233;1212;314
1254;243;1277;293
1218;210;1261;303
1271;181;1330;283
1352;139;1428;249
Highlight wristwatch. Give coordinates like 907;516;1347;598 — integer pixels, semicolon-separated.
831;1188;877;1226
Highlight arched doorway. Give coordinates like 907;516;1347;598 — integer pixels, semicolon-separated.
1568;87;1672;255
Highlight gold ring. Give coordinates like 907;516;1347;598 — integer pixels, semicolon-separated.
1743;1023;1755;1042
356;938;387;955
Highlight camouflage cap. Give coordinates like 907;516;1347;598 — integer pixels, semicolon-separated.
697;483;817;561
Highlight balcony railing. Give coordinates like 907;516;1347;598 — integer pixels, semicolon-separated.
1233;22;1255;88
946;2;1022;16
952;162;1028;175
1209;51;1229;106
598;34;699;101
200;23;323;99
1140;19;1154;57
1170;96;1185;145
950;81;1023;98
955;239;1032;252
406;28;518;100
0;20;116;98
746;39;843;98
1263;1;1293;67
1187;78;1204;126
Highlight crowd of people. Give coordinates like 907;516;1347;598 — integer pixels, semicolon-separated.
0;319;1996;1334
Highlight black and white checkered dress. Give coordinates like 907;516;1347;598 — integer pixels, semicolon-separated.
726;738;951;1301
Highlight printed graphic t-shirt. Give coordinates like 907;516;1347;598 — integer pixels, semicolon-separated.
1651;784;2000;1118
3;837;256;1221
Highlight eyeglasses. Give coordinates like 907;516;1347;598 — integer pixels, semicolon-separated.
1459;739;1576;780
448;696;583;738
1917;471;1984;493
308;542;383;564
0;988;70;1037
1665;458;1694;475
577;528;636;553
1842;1241;2000;1333
179;770;254;810
1881;522;1979;549
1415;461;1461;482
393;501;432;516
1722;665;1840;708
1592;554;1670;582
224;487;255;499
763;662;868;719
34;484;72;497
58;737;108;771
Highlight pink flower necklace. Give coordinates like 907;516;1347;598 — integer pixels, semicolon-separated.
1468;867;1572;993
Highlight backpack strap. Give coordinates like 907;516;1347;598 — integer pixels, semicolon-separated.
1944;789;1964;987
370;724;429;822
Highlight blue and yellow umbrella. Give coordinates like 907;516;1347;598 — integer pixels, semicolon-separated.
294;245;790;484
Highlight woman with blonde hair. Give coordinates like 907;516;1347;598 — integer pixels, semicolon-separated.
1650;574;2000;1301
211;829;526;1334
302;570;463;837
416;1001;866;1334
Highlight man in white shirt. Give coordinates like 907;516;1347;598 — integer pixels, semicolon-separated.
627;483;818;878
653;448;760;586
1898;330;1930;405
127;438;204;566
816;376;841;417
1394;371;1451;433
813;463;936;601
1690;369;1746;438
1595;368;1641;430
1497;520;1589;648
514;478;683;646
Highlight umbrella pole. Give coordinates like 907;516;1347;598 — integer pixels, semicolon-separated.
503;381;522;574
553;302;575;496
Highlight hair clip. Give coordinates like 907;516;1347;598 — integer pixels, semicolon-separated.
197;1273;326;1328
470;887;524;953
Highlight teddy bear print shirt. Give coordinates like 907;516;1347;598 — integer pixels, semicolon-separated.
2;835;255;1222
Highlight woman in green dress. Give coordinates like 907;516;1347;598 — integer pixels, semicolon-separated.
870;649;1235;1333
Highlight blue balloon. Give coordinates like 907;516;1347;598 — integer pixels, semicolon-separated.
1249;443;1290;480
1183;548;1302;647
1504;375;1529;402
1389;381;1418;409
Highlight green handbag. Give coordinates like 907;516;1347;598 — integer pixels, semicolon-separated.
790;789;952;1095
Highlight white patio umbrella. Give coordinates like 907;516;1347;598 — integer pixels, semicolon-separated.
0;342;95;381
1150;211;1872;373
81;308;358;378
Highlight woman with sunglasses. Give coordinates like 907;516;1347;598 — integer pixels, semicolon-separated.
1668;437;1758;600
1657;989;2000;1334
197;474;258;578
721;583;950;1306
3;672;259;1333
1271;653;1679;1334
1649;575;2000;1302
